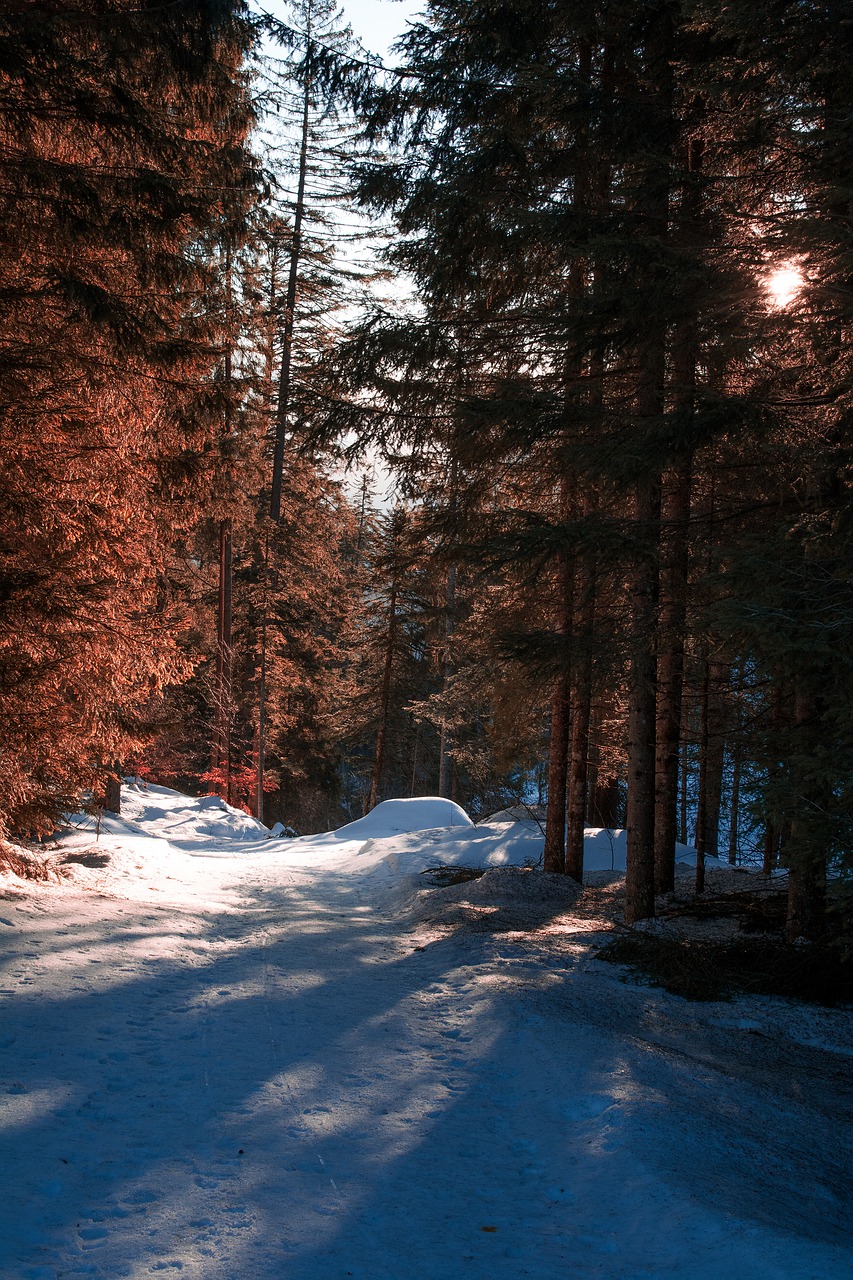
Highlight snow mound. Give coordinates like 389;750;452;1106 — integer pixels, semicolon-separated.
327;797;473;840
119;781;269;843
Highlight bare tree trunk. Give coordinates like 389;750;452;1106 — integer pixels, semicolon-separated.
104;763;121;815
679;730;689;846
437;563;457;797
566;556;594;881
543;496;574;873
694;657;727;891
654;462;691;892
728;746;741;865
544;679;570;874
214;230;235;805
785;688;826;941
269;15;312;524
214;519;233;801
256;537;269;823
624;11;671;926
727;665;743;864
694;658;709;894
410;717;420;797
625;476;661;923
654;134;702;895
586;700;621;827
763;681;785;874
367;579;397;813
704;661;728;861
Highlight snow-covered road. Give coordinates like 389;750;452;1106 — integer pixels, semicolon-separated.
2;790;852;1279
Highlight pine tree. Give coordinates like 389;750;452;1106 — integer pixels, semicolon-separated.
0;0;257;833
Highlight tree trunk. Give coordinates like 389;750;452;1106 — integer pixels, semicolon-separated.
566;556;594;881
104;763;121;815
763;680;785;874
654;462;692;893
437;563;457;797
694;658;727;892
586;700;621;827
727;665;743;864
544;477;575;873
624;475;661;923
269;16;312;524
367;579;397;813
256;537;268;823
785;688;826;941
214;518;233;801
624;10;672;925
653;131;701;893
544;679;570;874
728;744;741;865
214;229;235;805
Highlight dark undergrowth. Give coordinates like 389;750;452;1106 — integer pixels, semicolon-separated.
421;865;486;887
598;933;853;1005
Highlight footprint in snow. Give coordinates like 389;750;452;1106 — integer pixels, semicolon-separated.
562;1094;617;1121
122;1188;161;1205
78;1226;109;1241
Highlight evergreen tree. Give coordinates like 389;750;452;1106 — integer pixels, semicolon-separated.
0;0;257;833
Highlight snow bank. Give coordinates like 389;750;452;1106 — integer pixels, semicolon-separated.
44;788;729;910
581;827;727;872
119;780;269;843
323;796;474;841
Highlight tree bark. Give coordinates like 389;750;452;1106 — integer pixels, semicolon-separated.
728;744;741;865
544;475;576;873
566;555;594;881
544;677;570;874
624;476;661;923
624;8;672;925
653;132;701;893
214;518;233;802
654;462;692;892
694;658;727;892
104;763;121;815
269;15;312;524
367;579;397;813
256;537;269;823
727;666;743;864
763;680;786;874
437;563;457;797
679;732;689;846
785;688;826;941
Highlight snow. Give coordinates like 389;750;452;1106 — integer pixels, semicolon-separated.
319;795;475;840
1;786;851;1280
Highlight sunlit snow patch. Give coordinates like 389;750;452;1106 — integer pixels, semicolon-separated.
119;780;269;842
323;796;474;840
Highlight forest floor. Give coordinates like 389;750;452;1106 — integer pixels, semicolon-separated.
1;787;852;1280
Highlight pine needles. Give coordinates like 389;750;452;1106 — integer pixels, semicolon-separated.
0;840;58;883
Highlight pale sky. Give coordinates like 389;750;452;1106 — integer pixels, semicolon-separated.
338;0;422;60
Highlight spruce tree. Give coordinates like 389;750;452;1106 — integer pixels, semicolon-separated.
0;0;257;832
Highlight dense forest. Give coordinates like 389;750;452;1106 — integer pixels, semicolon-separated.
1;0;851;942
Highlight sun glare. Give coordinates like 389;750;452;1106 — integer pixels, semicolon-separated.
765;263;804;310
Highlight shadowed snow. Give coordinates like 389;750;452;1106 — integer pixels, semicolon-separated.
0;784;850;1280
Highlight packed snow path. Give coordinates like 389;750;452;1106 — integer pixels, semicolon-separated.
2;794;852;1279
